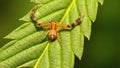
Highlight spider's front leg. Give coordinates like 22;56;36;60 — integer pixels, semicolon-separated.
58;17;81;30
30;5;39;25
30;5;50;42
70;18;81;28
30;5;50;29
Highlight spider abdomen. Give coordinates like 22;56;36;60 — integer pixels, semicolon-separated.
48;30;57;40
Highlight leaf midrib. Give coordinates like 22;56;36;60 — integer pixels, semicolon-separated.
34;42;49;68
60;0;75;24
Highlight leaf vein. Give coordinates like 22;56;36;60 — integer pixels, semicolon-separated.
60;0;76;24
34;42;49;68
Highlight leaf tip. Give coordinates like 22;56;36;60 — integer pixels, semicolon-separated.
86;35;91;40
98;0;104;5
4;35;13;39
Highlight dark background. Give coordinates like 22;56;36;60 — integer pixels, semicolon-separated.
0;0;120;68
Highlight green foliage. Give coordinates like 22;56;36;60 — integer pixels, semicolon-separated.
0;0;103;68
98;0;104;5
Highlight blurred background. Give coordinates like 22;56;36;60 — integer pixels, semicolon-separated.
0;0;120;68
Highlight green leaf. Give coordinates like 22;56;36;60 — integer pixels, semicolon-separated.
87;0;98;22
4;23;37;39
0;0;104;68
98;0;104;5
0;40;17;52
30;0;51;4
0;42;48;68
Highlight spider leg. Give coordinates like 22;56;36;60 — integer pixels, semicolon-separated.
58;17;81;30
30;5;39;25
56;33;62;45
30;5;50;42
30;5;50;29
71;18;81;28
40;31;49;43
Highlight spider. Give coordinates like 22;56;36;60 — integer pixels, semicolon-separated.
30;5;81;41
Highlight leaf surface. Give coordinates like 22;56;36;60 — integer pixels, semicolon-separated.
0;0;104;68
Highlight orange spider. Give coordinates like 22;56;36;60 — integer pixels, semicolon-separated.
30;5;81;41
